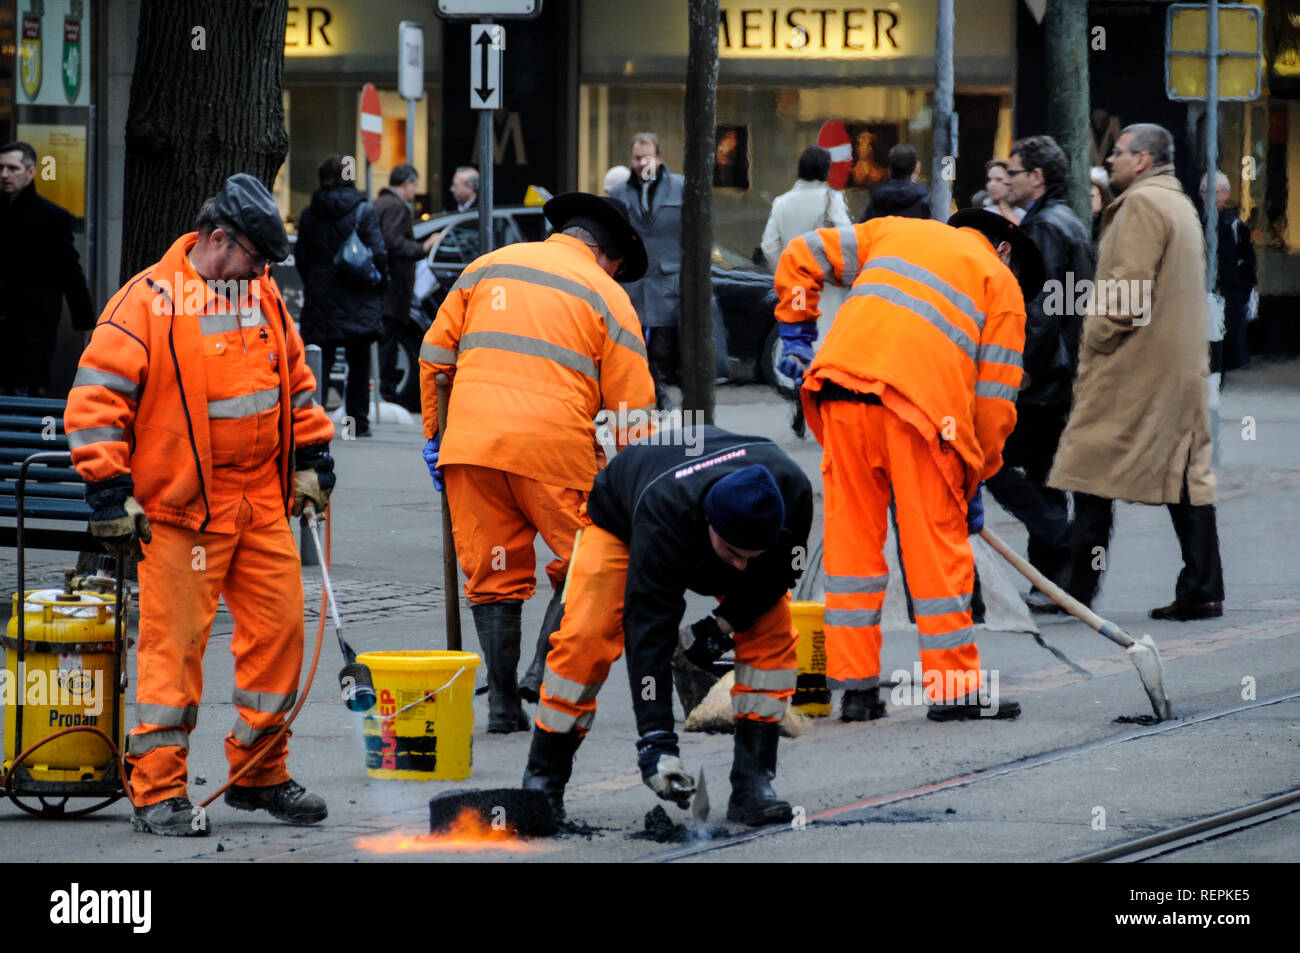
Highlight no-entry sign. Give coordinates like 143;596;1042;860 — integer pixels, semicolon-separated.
360;83;382;164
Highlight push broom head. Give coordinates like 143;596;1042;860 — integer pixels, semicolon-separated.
340;661;377;712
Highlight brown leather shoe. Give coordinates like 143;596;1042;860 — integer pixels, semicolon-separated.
1148;600;1223;621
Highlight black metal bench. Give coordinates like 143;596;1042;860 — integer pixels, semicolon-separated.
0;396;93;552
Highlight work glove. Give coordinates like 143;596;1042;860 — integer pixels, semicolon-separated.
966;484;985;536
673;615;735;674
422;435;444;492
86;476;152;561
777;320;817;387
637;731;695;808
293;443;335;516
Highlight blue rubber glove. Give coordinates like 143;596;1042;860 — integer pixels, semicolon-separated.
422;435;444;493
966;484;984;535
777;320;818;385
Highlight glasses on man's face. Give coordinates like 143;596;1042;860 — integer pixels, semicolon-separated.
1108;147;1136;159
231;235;268;271
1005;167;1030;177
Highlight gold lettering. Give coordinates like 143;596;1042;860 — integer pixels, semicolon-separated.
740;8;761;48
874;9;899;50
843;8;865;50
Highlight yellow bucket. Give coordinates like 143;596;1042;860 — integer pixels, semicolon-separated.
357;650;480;781
3;588;123;782
790;600;831;717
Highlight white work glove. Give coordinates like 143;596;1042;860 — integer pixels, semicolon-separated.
641;754;696;808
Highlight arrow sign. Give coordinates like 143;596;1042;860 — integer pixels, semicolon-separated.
470;24;502;110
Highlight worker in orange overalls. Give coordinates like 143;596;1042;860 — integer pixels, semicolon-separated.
419;192;656;733
65;174;336;837
774;209;1044;722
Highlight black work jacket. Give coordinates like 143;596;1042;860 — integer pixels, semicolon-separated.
586;427;813;739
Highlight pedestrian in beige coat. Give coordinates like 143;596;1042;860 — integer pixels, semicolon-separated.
1048;123;1224;621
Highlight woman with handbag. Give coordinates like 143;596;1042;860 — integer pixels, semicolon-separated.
296;154;389;437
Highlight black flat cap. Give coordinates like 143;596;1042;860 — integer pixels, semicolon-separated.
210;172;290;263
947;208;1045;300
544;191;647;283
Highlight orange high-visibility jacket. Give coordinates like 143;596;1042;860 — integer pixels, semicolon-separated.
65;233;334;531
776;218;1026;498
419;233;656;491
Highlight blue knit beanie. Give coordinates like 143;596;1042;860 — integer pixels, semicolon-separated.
704;465;786;551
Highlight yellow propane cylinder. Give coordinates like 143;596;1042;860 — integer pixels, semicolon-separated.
790;600;831;716
2;587;123;783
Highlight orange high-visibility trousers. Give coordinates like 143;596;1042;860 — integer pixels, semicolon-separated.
444;463;588;604
536;525;798;734
128;503;304;806
819;398;982;702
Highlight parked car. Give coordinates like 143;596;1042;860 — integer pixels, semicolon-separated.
272;206;790;411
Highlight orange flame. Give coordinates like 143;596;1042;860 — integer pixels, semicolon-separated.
355;806;545;854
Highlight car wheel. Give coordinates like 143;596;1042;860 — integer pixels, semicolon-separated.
394;332;423;412
761;324;800;400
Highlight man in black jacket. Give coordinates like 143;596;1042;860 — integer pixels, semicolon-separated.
374;164;434;403
858;143;931;222
989;135;1096;606
0;141;95;395
522;427;813;826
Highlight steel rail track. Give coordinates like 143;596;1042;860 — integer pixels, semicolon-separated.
635;689;1300;863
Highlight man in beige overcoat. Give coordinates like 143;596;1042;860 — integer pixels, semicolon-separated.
1048;123;1224;621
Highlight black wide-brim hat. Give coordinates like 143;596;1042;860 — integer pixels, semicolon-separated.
544;192;647;283
947;208;1045;300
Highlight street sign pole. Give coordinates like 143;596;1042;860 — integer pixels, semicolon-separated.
471;21;502;257
1204;0;1219;297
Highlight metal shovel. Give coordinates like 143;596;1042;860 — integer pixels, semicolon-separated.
980;528;1173;721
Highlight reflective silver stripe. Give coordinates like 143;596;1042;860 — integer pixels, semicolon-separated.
208;384;280;420
536;705;594;734
977;343;1023;369
136;703;198;728
851;283;977;362
420;342;459;365
919;626;975;650
126;728;189;755
801;231;835;284
542;666;603;706
976;380;1019;402
72;367;140;400
450;262;648;359
290;388;315;409
825;572;888;595
231;717;281;747
67;426;125;448
864;256;986;330
460;331;598;381
827;676;880;691
232;687;297;714
734;664;798;693
824;607;883;628
913;593;973;616
837;227;860;286
200;313;241;335
732;693;788;720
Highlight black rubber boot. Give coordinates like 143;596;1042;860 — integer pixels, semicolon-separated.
472;599;530;733
840;687;887;722
727;718;793;826
519;588;564;705
521;727;583;824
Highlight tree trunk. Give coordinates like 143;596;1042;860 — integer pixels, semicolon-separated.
681;0;718;424
121;0;289;283
1045;0;1092;225
930;0;954;220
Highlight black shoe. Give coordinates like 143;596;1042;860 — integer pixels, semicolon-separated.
727;719;793;826
927;694;1021;722
519;589;564;705
1149;600;1222;621
132;796;209;837
521;727;583;824
840;687;887;722
472;600;531;733
224;779;328;824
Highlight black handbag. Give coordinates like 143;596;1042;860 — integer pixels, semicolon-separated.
333;202;383;288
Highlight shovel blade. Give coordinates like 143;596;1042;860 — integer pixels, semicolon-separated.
1127;634;1174;721
692;768;710;823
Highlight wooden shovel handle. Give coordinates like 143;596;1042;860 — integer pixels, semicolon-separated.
436;373;461;651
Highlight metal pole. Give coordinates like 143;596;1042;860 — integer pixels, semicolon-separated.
1205;0;1220;296
930;0;954;219
301;344;323;566
371;340;381;430
478;107;494;256
407;99;416;168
